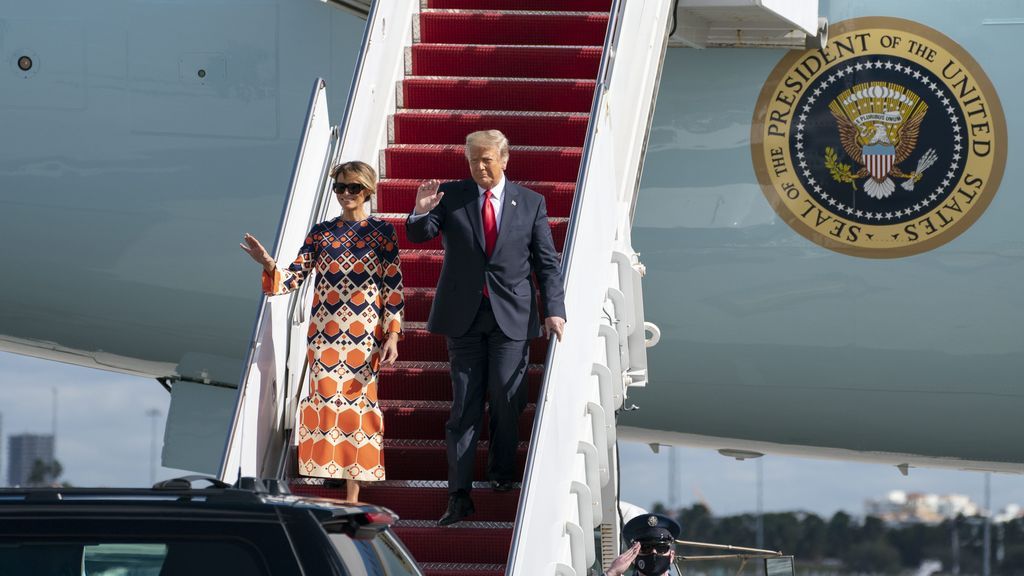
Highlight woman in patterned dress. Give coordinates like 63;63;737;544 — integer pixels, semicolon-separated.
241;161;403;502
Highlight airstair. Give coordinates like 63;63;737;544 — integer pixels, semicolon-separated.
222;0;674;573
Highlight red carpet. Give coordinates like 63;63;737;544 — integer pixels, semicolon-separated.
294;3;609;574
410;45;602;79
392;111;590;147
428;0;612;10
419;11;609;46
401;77;596;112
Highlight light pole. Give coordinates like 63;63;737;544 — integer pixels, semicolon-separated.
983;473;991;576
51;388;58;464
145;409;161;485
756;458;764;550
717;449;766;551
668;446;678;511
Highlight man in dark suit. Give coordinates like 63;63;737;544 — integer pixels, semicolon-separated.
406;129;566;526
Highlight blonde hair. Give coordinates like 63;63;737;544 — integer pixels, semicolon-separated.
464;130;510;161
330;161;378;200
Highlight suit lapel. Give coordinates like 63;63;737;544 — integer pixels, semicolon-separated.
463;180;487;253
491;181;520;258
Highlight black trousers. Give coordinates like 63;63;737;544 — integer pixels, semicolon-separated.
445;299;530;494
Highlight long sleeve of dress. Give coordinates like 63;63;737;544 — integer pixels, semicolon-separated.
380;224;404;336
262;227;319;296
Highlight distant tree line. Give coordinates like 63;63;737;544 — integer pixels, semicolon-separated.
27;458;69;487
651;503;1024;574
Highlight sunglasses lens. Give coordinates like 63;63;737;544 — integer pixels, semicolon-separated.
640;543;670;554
334;183;364;194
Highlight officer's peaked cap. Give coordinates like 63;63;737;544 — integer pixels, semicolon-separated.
623;513;681;544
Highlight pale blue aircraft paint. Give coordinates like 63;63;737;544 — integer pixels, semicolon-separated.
624;0;1024;467
0;1;364;386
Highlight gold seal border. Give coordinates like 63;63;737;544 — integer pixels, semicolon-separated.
750;16;1008;259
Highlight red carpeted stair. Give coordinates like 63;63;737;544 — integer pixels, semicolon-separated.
293;2;610;574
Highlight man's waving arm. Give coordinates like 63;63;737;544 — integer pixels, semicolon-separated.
406;179;447;243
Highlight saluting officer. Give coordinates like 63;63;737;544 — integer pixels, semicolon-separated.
605;513;681;576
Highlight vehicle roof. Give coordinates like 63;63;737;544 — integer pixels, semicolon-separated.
0;486;389;520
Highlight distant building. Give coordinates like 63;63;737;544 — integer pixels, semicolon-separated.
7;434;55;487
865;490;979;525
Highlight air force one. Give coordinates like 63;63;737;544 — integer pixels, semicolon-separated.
1;0;1020;572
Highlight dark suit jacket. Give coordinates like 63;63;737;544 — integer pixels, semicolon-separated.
406;179;566;340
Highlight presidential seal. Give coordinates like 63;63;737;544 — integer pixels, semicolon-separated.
752;17;1006;258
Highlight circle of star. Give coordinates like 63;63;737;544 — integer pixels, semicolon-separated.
792;58;964;223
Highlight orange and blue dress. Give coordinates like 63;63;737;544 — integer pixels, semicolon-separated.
263;216;403;481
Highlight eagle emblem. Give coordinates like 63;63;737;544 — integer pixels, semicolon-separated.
827;82;938;199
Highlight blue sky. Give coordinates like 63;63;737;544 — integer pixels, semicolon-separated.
1;350;1021;517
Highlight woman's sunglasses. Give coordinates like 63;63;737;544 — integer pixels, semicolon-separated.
333;182;366;194
638;542;672;555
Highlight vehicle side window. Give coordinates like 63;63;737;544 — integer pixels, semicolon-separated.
371;532;421;576
328;534;386;576
0;540;271;576
83;543;168;575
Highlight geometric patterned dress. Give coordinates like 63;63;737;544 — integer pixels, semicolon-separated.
263;216;403;481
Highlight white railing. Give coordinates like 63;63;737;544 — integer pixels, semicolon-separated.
506;0;674;574
220;0;418;482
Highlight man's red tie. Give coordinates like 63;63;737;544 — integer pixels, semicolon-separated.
482;189;497;297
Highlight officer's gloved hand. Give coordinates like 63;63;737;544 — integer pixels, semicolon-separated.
605;543;641;576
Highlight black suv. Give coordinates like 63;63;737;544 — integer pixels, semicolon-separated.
0;476;423;576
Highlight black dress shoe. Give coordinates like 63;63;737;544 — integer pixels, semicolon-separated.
491;480;516;492
437;494;475;526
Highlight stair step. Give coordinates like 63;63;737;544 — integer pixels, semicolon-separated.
400;287;434;324
401;288;548;324
400;327;548;364
419;11;609;47
292;485;521;522
409;45;602;79
383;214;567;252
392;110;590;147
377;179;576;217
401;77;596;113
399;250;562;290
397;250;444;287
384;145;582;181
394;524;513;564
384;440;527;481
382;403;536;441
378;362;544;402
427;0;612;12
420;564;504;576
